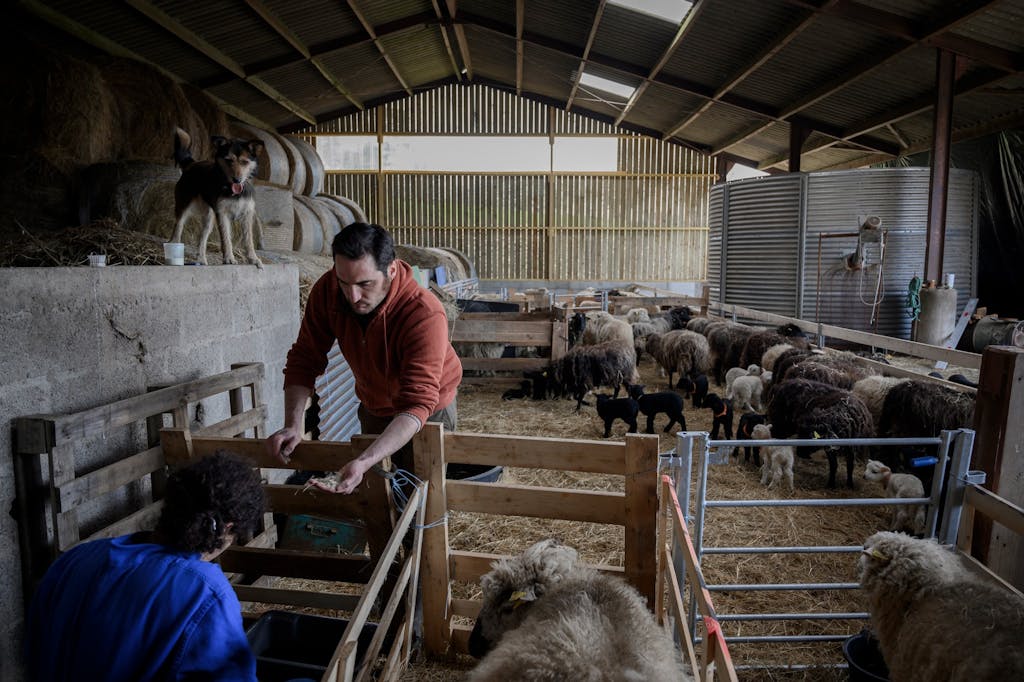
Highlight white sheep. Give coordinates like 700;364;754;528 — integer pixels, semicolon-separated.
752;423;793;491
625;307;651;324
858;531;1024;682
730;373;765;412
760;342;795;373
581;310;634;350
852;375;908;430
467;539;690;681
863;459;926;535
725;363;760;397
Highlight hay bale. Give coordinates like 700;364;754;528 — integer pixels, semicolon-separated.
0;153;77;236
293;197;323;254
181;82;230;141
97;56;197;162
230;122;290;187
294;195;334;256
285;135;325;196
322;194;368;224
277;135;307;195
312;195;355;252
78;161;180;231
253;182;295;251
396;245;472;283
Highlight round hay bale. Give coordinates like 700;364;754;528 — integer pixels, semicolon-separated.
294;195;335;256
276;135;307;195
2;45;117;171
293;197;323;254
98;56;196;162
396;245;471;284
77;161;180;236
230;122;290;187
437;246;476;281
252;182;294;251
0;153;77;236
285;135;325;196
180;83;230;139
312;196;354;252
322;194;368;224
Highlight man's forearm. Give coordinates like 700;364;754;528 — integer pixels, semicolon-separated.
356;413;421;471
283;384;313;431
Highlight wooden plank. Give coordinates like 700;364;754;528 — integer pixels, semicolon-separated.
852;356;976;392
459;376;534;387
450;597;481;619
197;405;267;437
50;443;79;552
57;445;164;512
447;480;625;525
663;545;700;676
219;545;373;582
459;357;549;371
456;311;553;321
445;432;626;474
449;549;624;584
30;363;264;445
624;434;659;606
80;501;163;545
450;623;472;656
231;585;361;611
413;423;451;656
263;484;371;519
160;431;358;470
609;295;705;313
452;331;553;345
708;302;982;369
965;485;1024;538
969;346;1024;591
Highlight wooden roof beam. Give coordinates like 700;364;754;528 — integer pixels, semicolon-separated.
430;0;463;80
446;0;474;80
614;0;706;126
565;0;606;112
664;2;833;138
347;0;412;95
515;0;524;95
126;0;316;124
715;0;999;155
244;0;363;111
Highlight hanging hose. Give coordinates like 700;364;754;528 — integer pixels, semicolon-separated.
906;276;923;321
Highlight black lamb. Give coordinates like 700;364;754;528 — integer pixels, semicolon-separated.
704;393;734;440
736;412;768;466
627;384;687;434
594;393;639;438
676;373;708;409
501;380;531;401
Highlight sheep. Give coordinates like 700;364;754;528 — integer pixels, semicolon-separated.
877;379;975;491
736;412;767;466
630;319;670;361
725;364;761;398
730;373;765;413
946;373;978;388
783;352;878;390
857;531;1024;682
685;316;715;335
760;342;796;373
645;330;710;389
553;342;639;411
467;539;690;682
523;369;557;400
769;348;815;388
767;379;874;488
706;322;755;385
851;375;908;430
627;383;687;434
594;393;639;438
501;380;531;401
625;307;651;324
665;305;692;330
580;310;634;349
863;459;926;535
703;393;734;439
676;373;708;409
739;324;809;369
752;423;794;491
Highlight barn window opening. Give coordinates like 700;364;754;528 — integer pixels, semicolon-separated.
578;72;636;101
608;0;693;24
316;135;378;171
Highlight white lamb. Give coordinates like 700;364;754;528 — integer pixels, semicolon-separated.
731;373;765;412
625;307;651;324
467;539;690;681
725;363;761;397
863;459;926;535
752;423;793;490
858;531;1024;682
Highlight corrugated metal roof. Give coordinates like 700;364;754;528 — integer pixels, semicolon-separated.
15;0;1024;172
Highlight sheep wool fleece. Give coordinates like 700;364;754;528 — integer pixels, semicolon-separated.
285;259;462;425
25;534;255;681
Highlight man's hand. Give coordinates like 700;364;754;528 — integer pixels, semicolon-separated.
311;459;371;495
266;426;303;464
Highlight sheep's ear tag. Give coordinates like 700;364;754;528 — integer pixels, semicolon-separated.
813;430;822;439
864;547;890;562
508;590;532;608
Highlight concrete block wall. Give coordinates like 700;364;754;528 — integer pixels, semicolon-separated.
0;264;300;681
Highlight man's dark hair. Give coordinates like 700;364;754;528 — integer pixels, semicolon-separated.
156;450;265;554
332;222;396;273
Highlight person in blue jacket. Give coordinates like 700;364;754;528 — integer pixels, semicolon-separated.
25;450;266;681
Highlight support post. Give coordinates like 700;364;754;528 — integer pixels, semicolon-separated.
924;49;956;285
624;433;659;607
413;423;451;656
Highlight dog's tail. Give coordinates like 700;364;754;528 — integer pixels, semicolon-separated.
173;127;195;169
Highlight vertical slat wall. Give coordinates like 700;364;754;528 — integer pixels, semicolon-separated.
306;83;715;282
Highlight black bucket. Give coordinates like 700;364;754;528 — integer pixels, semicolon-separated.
842;630;889;682
446;463;503;483
247;610;379;682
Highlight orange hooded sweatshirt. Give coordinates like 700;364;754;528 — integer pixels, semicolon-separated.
283;259;462;426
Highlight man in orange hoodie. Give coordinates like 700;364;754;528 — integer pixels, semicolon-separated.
267;222;462;493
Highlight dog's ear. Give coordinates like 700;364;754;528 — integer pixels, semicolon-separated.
247;139;264;157
211;135;229;149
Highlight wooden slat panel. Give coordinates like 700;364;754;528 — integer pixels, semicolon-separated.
57;445;164;512
231;585;361;611
161;432;358;471
444;432;626;474
446;481;625;525
624;434;659;606
414;423;452;657
81;501;163;545
219;545;373;582
965;485;1024;537
264;484;370;519
450;623;472;656
451;597;481;619
457;311;553;321
459;358;548;371
198;405;267;437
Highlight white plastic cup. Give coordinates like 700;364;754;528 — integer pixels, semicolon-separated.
163;242;185;266
87;254;106;267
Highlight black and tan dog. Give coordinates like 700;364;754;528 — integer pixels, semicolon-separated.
170;128;264;266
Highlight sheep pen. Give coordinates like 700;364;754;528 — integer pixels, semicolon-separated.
398;356;916;682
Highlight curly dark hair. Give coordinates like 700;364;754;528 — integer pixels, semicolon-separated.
331;222;396;272
156;450;265;554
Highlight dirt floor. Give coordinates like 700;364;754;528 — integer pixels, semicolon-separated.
394;348;960;681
